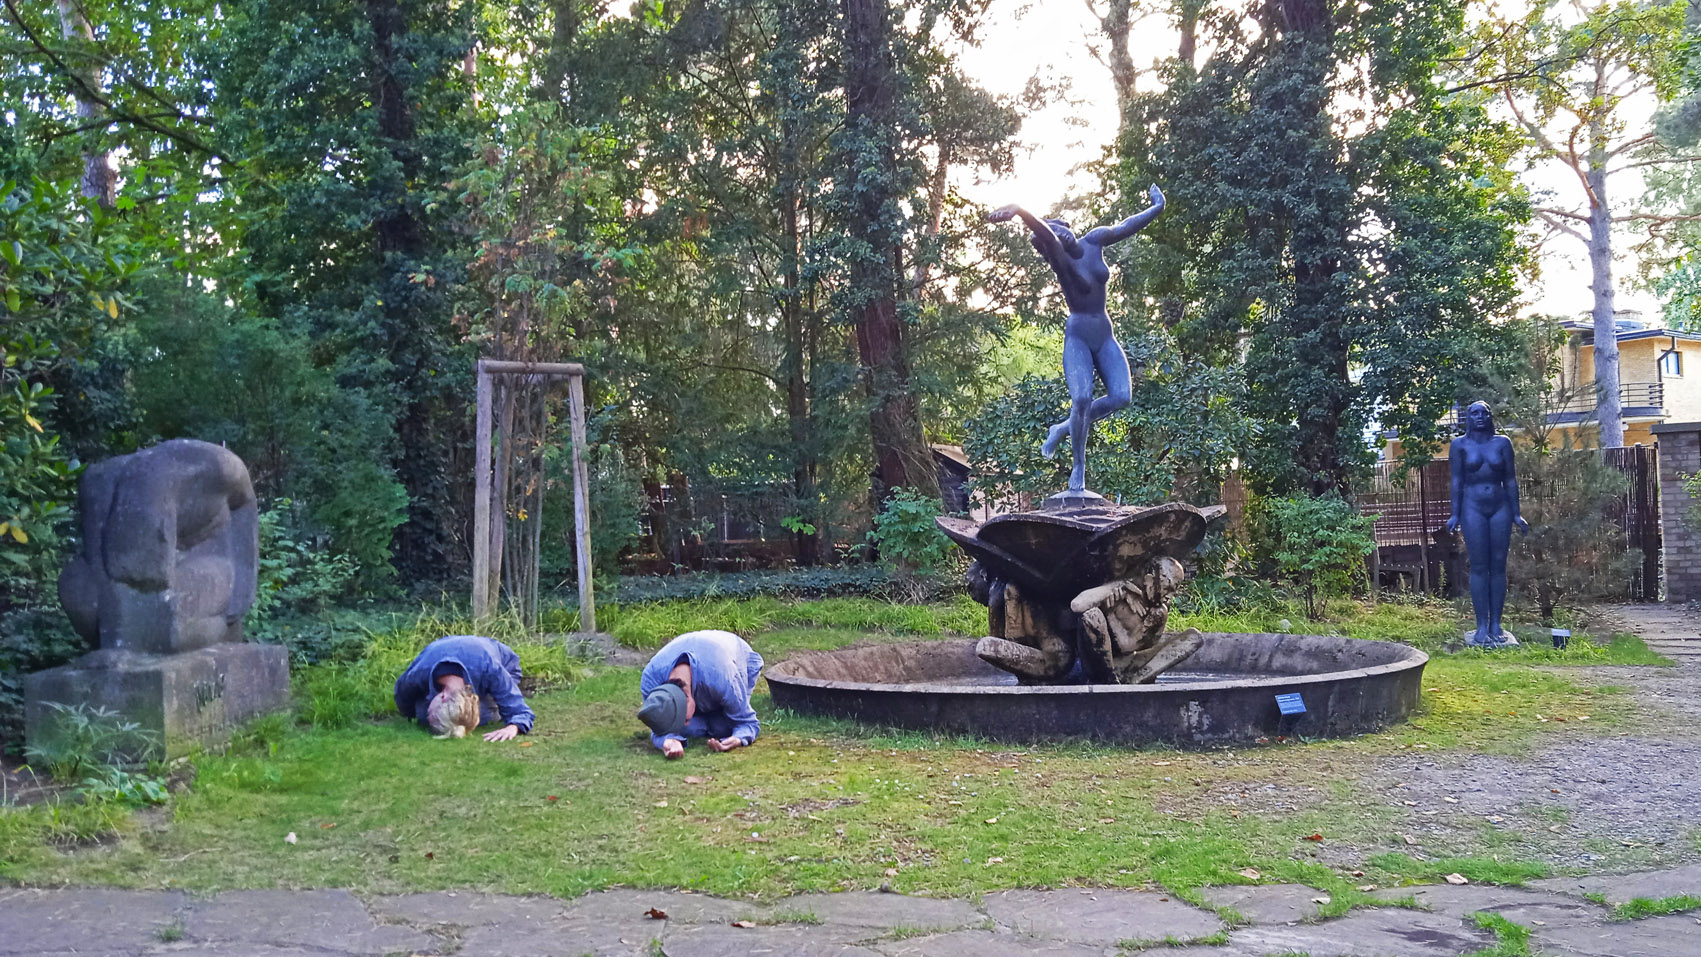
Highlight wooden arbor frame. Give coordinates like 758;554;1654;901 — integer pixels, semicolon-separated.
471;359;596;630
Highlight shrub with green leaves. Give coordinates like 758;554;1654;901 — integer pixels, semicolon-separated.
867;488;954;574
1264;493;1376;618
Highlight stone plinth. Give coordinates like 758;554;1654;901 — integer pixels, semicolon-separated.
25;642;289;760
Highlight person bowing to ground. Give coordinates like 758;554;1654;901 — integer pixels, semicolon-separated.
394;635;535;742
636;630;764;759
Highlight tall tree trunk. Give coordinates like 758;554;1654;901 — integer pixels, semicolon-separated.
540;0;577;100
840;0;940;502
1092;0;1139;128
55;0;115;207
1587;150;1624;448
1177;0;1203;69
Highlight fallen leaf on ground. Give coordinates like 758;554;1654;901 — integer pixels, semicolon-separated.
654;800;668;808
645;908;667;920
319;823;336;829
1549;825;1564;832
1445;873;1469;885
984;817;999;824
731;921;756;928
884;868;898;877
1403;835;1418;845
1238;868;1261;879
1357;884;1377;892
684;776;706;784
984;857;1004;866
425;851;435;860
546;795;559;802
1304;833;1324;842
1152;761;1172;766
518;741;535;748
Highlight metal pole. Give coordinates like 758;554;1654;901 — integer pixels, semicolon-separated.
472;366;493;619
567;374;595;633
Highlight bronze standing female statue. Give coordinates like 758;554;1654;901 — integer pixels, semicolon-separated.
1443;401;1529;646
988;185;1165;493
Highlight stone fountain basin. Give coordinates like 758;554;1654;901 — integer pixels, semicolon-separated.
765;633;1427;748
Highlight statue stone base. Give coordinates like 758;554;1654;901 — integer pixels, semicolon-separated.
938;499;1224;684
25;644;290;761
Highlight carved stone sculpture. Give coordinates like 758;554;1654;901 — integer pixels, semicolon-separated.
58;439;259;655
26;439;287;760
940;501;1219;684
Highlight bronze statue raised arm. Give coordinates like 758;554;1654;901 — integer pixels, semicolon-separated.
988;184;1165;494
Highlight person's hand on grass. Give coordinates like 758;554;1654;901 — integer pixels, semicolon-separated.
483;724;520;743
662;738;685;759
705;736;744;752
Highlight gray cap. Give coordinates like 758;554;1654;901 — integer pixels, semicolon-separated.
637;683;688;736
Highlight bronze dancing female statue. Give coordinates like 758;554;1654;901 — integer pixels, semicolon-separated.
1443;401;1529;646
988;185;1165;493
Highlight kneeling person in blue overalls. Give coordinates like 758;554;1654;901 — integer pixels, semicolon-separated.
395;635;536;742
637;630;764;759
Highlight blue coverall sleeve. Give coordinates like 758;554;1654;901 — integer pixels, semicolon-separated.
484;666;534;733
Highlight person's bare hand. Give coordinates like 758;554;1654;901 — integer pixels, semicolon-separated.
483;724;519;743
987;204;1019;223
662;739;685;759
705;736;744;752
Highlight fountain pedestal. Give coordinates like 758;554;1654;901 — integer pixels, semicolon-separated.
937;499;1224;684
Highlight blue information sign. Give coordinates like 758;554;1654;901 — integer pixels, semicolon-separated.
1275;693;1307;716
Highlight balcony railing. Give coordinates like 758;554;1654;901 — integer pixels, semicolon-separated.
1553;381;1664;417
1429;382;1665;428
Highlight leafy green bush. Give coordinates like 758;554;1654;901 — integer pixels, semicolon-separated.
248;500;358;627
867;487;954;574
1264;493;1376;618
0;607;87;759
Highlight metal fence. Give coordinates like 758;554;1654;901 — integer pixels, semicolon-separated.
1355;446;1660;599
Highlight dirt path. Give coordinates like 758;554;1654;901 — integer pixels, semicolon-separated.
1351;603;1701;874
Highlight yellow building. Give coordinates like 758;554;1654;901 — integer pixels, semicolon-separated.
1551;316;1701;448
1382;314;1701;460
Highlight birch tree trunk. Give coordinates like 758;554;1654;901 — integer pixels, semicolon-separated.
55;0;116;207
1587;141;1624;448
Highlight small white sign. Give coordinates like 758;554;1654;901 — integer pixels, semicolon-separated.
1551;628;1571;638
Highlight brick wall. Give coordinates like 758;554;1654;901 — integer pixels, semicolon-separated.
1654;425;1701;602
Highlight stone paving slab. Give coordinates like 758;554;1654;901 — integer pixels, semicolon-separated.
770;891;983;935
0;888;187;956
183;889;435;955
873;929;1115;956
560;887;762;925
142;947;347;957
1532;913;1701;957
1370;883;1609;927
982;888;1223;945
1228;908;1495;957
456;917;661;957
660;924;883;956
1198;883;1329;924
1534;863;1701;906
369;890;571;926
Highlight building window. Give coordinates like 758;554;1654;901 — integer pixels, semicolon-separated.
1661;350;1683;378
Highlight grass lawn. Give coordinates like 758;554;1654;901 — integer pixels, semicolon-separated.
0;594;1669;910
